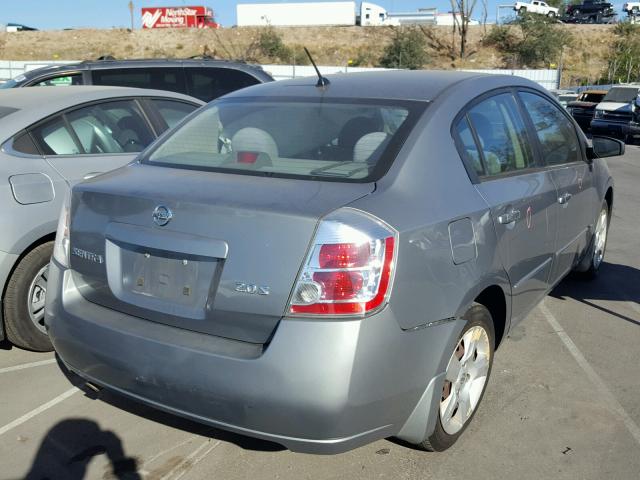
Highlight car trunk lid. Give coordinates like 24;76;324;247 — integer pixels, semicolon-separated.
69;164;374;344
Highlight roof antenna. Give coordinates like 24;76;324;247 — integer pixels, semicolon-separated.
304;47;330;88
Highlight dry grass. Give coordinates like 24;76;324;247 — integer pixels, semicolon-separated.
0;24;616;86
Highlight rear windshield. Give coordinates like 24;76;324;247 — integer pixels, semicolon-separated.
603;87;639;103
143;97;425;182
579;92;605;103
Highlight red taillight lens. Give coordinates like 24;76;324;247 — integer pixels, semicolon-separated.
313;271;364;300
318;243;370;269
237;151;259;164
290;235;395;316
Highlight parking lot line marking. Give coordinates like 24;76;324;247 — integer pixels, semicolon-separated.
160;439;221;480
0;386;80;436
142;435;200;468
0;358;57;374
540;302;640;446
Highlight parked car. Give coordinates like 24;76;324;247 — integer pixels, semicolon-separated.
46;71;620;454
513;0;559;17
0;59;274;102
549;89;577;104
567;89;608;132
0;86;204;351
591;84;640;142
563;0;616;23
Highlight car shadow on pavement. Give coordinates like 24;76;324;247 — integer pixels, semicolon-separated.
550;262;640;327
55;355;286;455
24;418;141;480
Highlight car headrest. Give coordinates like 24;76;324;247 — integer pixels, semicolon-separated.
231;128;278;164
338;117;380;149
353;132;389;163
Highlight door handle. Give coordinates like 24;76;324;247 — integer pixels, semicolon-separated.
498;209;521;225
558;192;572;205
83;172;103;180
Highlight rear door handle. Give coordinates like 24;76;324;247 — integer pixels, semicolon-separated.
558;192;572;205
498;209;521;225
83;172;103;180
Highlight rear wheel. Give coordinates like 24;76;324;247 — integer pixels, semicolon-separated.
3;242;54;351
419;304;495;451
580;203;609;279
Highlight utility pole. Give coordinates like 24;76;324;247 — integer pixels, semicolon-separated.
128;1;134;31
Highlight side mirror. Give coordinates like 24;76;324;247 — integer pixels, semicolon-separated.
635;95;640;108
587;135;625;161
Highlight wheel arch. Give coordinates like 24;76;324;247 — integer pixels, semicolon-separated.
1;231;56;337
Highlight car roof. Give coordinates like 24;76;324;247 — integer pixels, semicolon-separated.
0;86;204;140
581;90;607;95
19;58;271;81
223;70;540;102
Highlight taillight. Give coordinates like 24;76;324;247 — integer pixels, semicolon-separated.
288;208;397;316
53;192;71;268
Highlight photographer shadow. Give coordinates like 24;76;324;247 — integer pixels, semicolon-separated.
24;418;140;480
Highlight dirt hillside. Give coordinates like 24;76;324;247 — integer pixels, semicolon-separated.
0;24;615;87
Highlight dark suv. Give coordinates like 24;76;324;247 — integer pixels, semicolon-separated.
563;0;615;22
0;59;274;102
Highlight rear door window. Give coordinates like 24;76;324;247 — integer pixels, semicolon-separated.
454;116;484;176
519;92;580;166
30;116;82;155
66;100;155;153
12;131;41;155
31;73;83;87
151;99;199;130
185;68;260;102
466;93;535;177
92;68;187;94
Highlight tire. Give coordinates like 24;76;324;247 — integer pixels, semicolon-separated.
520;6;527;13
419;303;495;452
548;11;556;17
577;202;609;279
3;242;54;351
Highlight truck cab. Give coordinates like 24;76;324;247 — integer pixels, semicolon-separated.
591;84;640;143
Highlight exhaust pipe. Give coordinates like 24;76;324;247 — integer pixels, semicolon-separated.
84;381;102;394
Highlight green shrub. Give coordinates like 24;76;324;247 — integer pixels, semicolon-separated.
379;27;429;70
257;27;291;62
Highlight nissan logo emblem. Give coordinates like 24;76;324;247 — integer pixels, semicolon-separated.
152;205;173;226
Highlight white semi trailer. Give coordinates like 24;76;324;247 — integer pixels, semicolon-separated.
236;2;436;27
237;2;358;26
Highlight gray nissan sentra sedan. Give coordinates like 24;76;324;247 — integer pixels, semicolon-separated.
45;71;622;454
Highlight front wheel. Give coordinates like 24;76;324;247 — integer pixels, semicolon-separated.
3;242;54;351
547;11;556;17
419;303;495;451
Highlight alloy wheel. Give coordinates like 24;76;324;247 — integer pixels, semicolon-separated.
440;326;491;435
593;209;608;270
27;264;49;334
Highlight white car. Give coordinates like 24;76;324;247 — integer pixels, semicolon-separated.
514;0;560;16
623;2;640;14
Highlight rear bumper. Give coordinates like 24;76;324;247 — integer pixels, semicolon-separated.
591;119;640;138
45;260;462;453
0;249;19;342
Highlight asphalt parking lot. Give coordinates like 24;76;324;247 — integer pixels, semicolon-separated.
1;148;639;480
